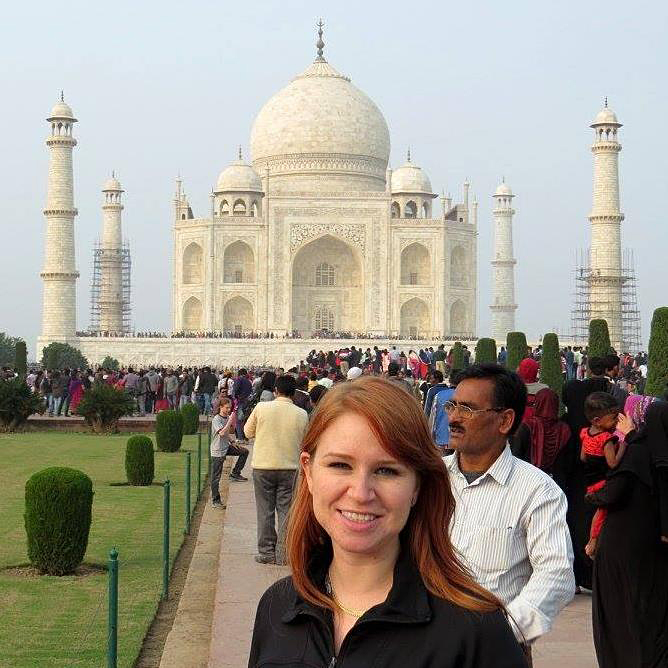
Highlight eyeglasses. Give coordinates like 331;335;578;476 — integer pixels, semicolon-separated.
443;400;506;420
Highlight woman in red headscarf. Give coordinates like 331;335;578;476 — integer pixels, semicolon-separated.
517;357;549;422
511;388;571;474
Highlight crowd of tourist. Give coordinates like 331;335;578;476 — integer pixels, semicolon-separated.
4;337;667;666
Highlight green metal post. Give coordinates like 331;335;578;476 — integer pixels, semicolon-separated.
107;548;118;668
197;433;202;497
162;480;170;600
185;452;191;534
207;419;211;476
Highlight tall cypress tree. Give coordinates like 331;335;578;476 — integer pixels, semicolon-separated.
646;307;668;398
14;340;27;378
588;319;612;358
450;341;464;372
475;338;497;364
506;332;528;371
540;333;563;397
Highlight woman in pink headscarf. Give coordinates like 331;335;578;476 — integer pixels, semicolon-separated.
517;357;549;422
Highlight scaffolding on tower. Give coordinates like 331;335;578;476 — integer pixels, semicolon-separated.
89;240;132;333
571;247;641;352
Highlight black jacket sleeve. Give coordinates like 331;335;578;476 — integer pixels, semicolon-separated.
510;424;531;463
585;473;631;508
468;610;528;668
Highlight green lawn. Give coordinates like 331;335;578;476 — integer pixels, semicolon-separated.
0;431;208;668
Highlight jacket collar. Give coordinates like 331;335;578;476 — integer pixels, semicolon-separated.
282;545;432;626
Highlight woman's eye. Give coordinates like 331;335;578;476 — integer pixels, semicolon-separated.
329;462;350;469
376;467;399;476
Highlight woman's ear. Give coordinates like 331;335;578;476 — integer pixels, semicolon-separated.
300;452;313;492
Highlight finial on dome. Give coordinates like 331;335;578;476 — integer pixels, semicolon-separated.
238;145;243;160
60;90;64;102
315;18;325;61
111;170;115;178
407;147;411;163
604;96;608;108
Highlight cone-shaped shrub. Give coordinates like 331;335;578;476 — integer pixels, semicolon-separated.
506;332;528;371
24;467;93;575
125;436;155;485
646;307;668;398
450;342;464;372
180;403;199;435
155;410;184;452
540;333;563;397
14;340;27;378
475;338;497;364
588;319;612;358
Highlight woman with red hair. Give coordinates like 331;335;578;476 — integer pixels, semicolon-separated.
248;376;526;667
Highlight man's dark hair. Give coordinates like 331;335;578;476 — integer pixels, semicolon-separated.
296;375;309;390
431;370;444;383
588;357;606;376
275;374;297;397
238;368;247;376
260;371;277;392
387;362;400;376
604;354;620;372
584;391;619;422
455;363;528;435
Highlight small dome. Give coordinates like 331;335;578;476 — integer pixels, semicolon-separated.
391;161;433;195
591;106;621;127
494;182;513;197
103;176;123;191
215;159;262;193
48;100;75;120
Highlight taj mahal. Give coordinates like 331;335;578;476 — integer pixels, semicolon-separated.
36;24;630;366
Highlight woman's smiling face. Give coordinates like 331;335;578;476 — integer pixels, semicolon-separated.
302;412;419;558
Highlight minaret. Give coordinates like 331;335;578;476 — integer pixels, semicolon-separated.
490;180;517;342
40;94;79;341
99;174;125;332
588;100;624;350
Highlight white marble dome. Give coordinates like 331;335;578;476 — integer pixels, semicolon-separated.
250;58;390;189
215;159;262;193
591;106;621;127
48;100;75;120
391;161;433;194
494;182;513;197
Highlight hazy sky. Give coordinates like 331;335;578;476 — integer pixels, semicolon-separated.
2;0;667;358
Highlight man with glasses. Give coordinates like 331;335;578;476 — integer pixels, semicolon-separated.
443;363;575;664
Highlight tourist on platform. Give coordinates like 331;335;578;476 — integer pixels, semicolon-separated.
40;371;53;414
433;343;447;374
561;356;611;590
210;398;248;509
145;368;160;413
517;358;548;421
50;370;66;417
248;376;526;668
244;374;308;564
232;368;253;440
386;362;412;394
587;400;668;667
258;371;276;402
407;349;420;378
444;364;575;661
497;345;507;365
59;369;72;416
195;366;218;416
136;370;148;416
179;370;194;408
68;371;84;415
164;370;178;409
510;388;570;474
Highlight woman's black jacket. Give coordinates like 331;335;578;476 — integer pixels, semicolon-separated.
248;550;527;667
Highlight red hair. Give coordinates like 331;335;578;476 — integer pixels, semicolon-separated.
286;376;501;613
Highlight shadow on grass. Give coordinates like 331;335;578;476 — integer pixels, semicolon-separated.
1;562;107;578
109;482;165;487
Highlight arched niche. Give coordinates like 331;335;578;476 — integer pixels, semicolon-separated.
450;300;467;334
182;243;203;284
232;199;246;215
223;241;255;284
220;200;230;216
291;234;363;335
450;246;468;287
405;201;417;219
400;242;431;285
391;201;400;219
182;296;202;331
400;298;429;337
223;296;254;333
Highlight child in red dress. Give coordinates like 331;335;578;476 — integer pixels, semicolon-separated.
580;391;633;557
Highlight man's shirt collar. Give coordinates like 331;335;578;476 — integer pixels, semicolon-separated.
446;444;514;487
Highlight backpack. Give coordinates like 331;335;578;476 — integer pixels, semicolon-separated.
429;388;455;447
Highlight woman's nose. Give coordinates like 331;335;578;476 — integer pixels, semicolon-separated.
347;472;375;502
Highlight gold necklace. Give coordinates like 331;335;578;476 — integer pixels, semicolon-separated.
325;574;366;618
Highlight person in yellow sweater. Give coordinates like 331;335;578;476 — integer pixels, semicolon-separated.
244;374;309;564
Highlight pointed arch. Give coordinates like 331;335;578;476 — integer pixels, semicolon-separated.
391;201;400;219
232;199;246;215
182;296;202;331
400;242;431;285
223;296;254;333
450;300;467;335
400;298;429;337
220;199;230;216
405;201;417;219
182;242;203;284
450;246;468;287
223;241;255;283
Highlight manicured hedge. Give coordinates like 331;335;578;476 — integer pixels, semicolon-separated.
450;342;464;372
24;467;93;575
506;332;528;371
125;436;155;486
180;403;199;435
540;333;563;398
475;338;497;365
646;307;668;398
588;319;612;358
155;410;184;452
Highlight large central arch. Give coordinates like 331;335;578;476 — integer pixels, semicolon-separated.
291;235;363;335
400;298;429;337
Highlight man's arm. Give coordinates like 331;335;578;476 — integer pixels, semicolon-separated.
244;405;258;438
506;484;575;643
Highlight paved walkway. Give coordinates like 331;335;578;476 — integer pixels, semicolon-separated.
208;457;597;668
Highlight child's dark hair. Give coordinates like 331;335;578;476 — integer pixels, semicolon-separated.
584;391;619;422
